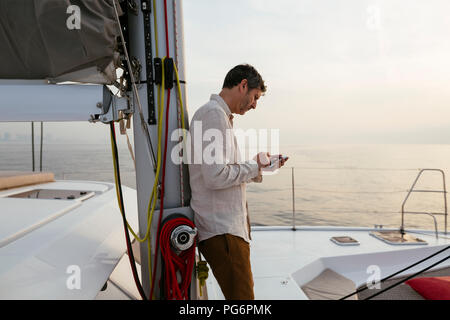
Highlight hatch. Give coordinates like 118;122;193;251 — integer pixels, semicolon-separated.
8;189;94;201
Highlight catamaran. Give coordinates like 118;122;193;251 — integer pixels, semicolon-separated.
0;0;449;300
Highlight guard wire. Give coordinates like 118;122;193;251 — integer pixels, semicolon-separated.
364;251;450;300
340;245;450;300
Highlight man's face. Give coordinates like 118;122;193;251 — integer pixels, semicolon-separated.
238;87;262;115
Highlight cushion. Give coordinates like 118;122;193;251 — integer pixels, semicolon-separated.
0;171;55;191
405;277;450;300
301;268;357;300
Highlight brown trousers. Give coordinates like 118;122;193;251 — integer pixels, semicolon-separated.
198;234;254;300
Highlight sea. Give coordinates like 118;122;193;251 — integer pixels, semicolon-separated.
1;142;450;231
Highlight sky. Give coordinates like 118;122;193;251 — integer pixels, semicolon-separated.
182;0;450;145
1;0;450;146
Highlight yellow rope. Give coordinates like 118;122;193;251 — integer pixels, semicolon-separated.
173;61;186;137
110;126;124;214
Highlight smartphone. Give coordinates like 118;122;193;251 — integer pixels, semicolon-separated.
269;155;288;168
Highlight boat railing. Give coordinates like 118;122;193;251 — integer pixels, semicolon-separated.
58;166;448;237
400;169;448;238
282;167;448;236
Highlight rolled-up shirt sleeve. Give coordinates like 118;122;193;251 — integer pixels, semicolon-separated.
197;109;260;190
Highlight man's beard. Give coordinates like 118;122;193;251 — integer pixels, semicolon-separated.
239;93;251;114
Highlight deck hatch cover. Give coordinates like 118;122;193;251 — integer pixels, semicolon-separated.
370;231;427;245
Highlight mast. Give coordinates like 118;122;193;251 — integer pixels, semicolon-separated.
127;0;193;300
0;0;195;300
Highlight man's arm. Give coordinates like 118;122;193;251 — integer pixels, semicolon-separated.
195;108;261;190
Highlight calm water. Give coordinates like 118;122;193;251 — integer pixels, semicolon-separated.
1;143;450;231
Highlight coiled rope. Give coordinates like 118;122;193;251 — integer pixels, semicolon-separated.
159;217;196;300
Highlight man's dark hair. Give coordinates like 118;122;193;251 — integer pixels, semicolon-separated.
222;64;267;93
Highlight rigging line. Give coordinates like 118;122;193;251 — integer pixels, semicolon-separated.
364;250;450;300
150;65;171;298
39;122;43;172
292;187;408;194
172;0;179;66
114;0;168;295
117;57;167;298
123;59;166;244
173;62;186;207
152;0;159;57
31;122;35;172
289;209;402;215
173;0;185;207
110;122;148;300
112;0;157;171
150;0;171;300
163;0;170;56
146;57;167;298
340;245;450;300
284;167;421;171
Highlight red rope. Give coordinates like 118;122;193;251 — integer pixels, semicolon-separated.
111;123;147;300
149;84;171;299
159;217;196;300
163;0;170;57
149;0;173;299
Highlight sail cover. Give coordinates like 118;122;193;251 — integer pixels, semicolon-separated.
0;0;121;84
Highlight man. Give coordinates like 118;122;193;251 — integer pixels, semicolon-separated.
188;64;287;300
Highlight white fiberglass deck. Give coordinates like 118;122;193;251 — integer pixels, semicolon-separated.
205;226;450;300
0;180;138;299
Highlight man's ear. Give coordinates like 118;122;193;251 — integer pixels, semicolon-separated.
239;79;248;93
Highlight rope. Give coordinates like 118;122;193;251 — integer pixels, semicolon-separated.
152;0;160;57
39;121;43;172
173;60;187;207
159;217;196;300
111;0;192;300
110;122;148;300
276;167;421;172
112;0;170;298
31;122;35;172
173;0;185;207
150;0;172;299
292;187;408;194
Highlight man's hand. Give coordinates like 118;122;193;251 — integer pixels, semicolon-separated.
255;152;270;169
264;154;289;171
